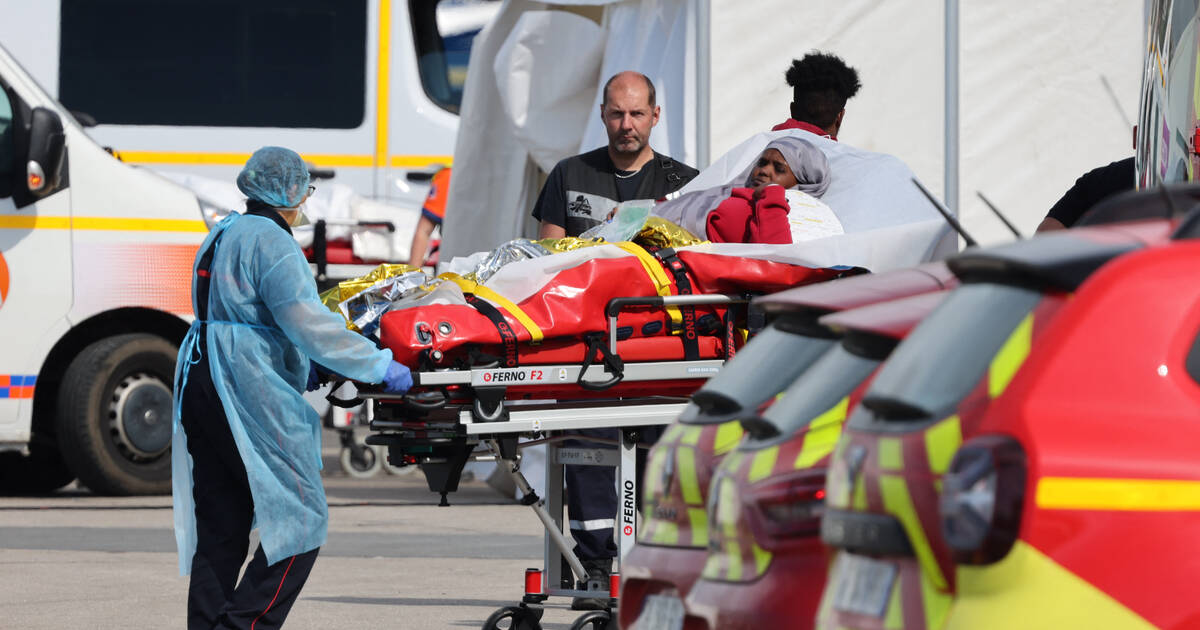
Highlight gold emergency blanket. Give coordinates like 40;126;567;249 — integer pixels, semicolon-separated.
318;219;704;334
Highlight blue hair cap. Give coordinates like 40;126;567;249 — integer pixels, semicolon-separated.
236;146;310;208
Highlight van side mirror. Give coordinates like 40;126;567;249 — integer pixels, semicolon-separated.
26;107;65;197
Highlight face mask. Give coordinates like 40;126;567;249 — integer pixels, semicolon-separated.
291;202;311;227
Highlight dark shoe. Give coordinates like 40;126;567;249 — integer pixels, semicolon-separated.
571;558;612;611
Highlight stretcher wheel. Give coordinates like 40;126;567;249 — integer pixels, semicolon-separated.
339;444;382;478
481;604;542;630
568;610;611;630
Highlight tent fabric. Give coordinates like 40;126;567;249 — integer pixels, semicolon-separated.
494;11;607;173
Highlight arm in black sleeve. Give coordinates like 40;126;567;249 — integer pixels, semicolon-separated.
1045;157;1135;228
532;162;568;228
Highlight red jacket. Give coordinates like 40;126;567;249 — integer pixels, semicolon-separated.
771;118;835;141
705;185;791;244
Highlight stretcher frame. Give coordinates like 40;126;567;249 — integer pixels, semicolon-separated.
361;294;747;629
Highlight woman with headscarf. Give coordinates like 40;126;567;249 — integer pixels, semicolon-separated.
172;146;413;629
652;136;832;243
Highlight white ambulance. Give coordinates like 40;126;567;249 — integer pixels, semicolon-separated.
0;42;209;495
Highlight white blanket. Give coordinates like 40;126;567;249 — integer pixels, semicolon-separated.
672;129;956;271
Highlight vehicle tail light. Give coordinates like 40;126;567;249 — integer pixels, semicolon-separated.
939;435;1026;564
749;469;827;539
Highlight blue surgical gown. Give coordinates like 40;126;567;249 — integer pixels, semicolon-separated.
171;212;392;575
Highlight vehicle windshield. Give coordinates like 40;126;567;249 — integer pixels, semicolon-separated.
689;323;836;421
854;283;1042;423
757;342;882;442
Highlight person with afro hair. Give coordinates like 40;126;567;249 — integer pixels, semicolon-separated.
773;51;862;141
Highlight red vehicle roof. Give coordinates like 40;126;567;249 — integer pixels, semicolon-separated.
818;291;948;340
949;219;1173;290
753;262;955;314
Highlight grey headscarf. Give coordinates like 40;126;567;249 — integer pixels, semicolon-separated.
653;137;831;237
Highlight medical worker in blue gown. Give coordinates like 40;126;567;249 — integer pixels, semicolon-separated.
171;146;413;630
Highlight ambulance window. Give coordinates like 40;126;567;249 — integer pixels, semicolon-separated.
410;0;499;113
0;87;12;197
58;0;367;128
857;284;1042;423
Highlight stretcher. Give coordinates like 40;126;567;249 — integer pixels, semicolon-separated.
351;292;749;630
328;236;863;628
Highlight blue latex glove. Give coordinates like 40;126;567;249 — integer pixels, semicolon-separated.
382;361;413;394
306;362;322;392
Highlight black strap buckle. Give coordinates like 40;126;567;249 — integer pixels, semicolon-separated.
577;332;624;391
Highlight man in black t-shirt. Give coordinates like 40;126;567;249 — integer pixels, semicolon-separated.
532;71;698;238
528;71;697;611
1037;156;1135;231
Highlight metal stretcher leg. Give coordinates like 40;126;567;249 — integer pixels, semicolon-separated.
487;439;588;584
618;428;637;566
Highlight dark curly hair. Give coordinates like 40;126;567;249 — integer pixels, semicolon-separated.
785;52;861;129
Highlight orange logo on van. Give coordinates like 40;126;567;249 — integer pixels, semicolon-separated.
0;251;8;308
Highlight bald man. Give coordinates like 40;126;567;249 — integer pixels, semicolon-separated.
532;70;698;238
530;72;697;610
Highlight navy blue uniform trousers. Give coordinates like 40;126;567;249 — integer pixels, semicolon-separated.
565;426;661;562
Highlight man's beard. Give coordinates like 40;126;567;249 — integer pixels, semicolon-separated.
610;134;646;155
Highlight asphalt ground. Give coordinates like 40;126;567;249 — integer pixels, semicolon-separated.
0;430;599;629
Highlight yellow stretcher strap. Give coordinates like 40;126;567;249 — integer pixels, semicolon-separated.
443;274;545;344
614;241;683;326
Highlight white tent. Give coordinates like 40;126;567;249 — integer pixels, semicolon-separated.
442;0;1142;261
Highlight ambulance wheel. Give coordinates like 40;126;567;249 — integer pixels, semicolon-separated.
482;605;543;630
568;611;611;630
339;444;382;478
56;333;176;495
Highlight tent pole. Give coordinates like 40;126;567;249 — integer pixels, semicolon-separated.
944;0;959;217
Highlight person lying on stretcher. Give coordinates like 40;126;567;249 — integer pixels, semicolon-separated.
649;136;834;244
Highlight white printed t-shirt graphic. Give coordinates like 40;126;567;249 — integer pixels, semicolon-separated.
566;191;618;224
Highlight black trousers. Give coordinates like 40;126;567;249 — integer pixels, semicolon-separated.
181;346;319;630
564;426;661;563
